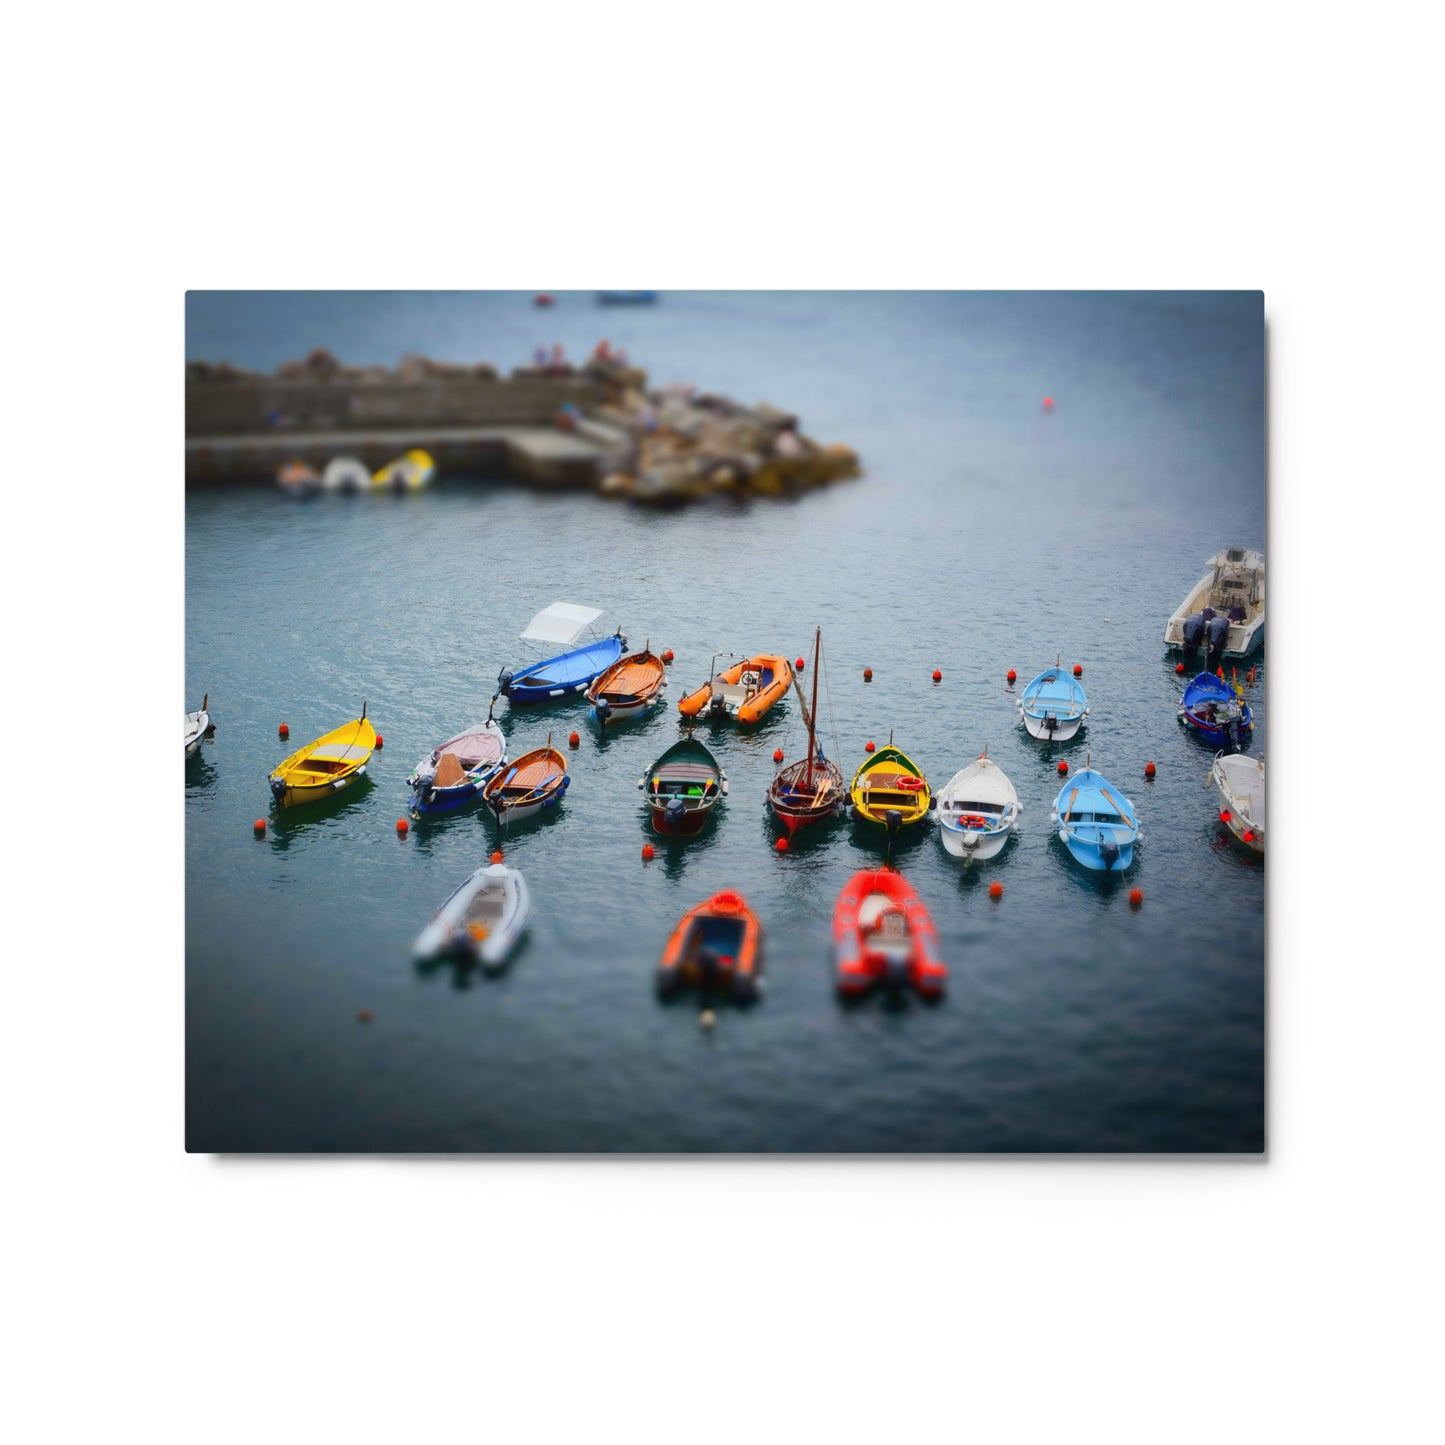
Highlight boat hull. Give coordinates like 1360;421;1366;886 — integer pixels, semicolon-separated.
1180;709;1253;747
269;715;376;808
939;823;1011;862
1021;712;1085;742
409;770;499;817
1058;828;1136;872
832;869;945;997
649;801;716;837
273;767;368;810
1212;752;1265;855
502;634;627;704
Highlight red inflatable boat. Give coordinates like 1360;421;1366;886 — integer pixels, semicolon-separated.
832;868;945;997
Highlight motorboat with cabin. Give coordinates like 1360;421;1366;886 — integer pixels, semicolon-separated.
1165;547;1265;662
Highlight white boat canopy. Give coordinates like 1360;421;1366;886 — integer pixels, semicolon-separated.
519;602;603;645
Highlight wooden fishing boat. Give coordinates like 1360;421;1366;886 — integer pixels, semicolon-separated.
677;652;792;725
269;705;376;808
184;694;212;760
406;710;507;817
768;627;845;835
276;459;321;498
498;602;627;704
1212;751;1265;855
936;749;1021;864
1018;657;1089;741
586;643;667;727
657;890;761;1001
1165;546;1265;660
372;448;436;491
849;741;933;837
833;868;945;997
481;738;570;824
414;862;531;970
640;736;726;836
1050;757;1140;871
1179;671;1253;750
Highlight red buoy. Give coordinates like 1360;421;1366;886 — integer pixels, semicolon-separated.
795;657;805;672
1144;761;1156;778
932;669;942;682
988;880;1003;900
1072;664;1082;677
1129;888;1143;909
357;1009;374;1023
642;843;655;861
1006;669;1016;684
534;294;555;307
374;734;383;748
1175;662;1185;674
863;667;873;681
1243;830;1255;842
1219;810;1232;823
568;731;580;748
772;748;784;763
662;649;674;664
490;849;503;864
1057;759;1068;775
775;837;788;853
253;818;266;835
865;740;875;753
396;818;409;835
278;723;289;739
1042;397;1055;410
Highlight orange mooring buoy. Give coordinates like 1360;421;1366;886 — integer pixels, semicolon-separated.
865;740;876;753
1216;667;1225;679
1042;397;1055;411
1145;761;1156;778
1007;669;1016;684
1129;888;1143;909
795;657;805;671
1175;662;1185;674
1057;760;1068;775
1072;664;1082;677
772;748;784;763
568;731;580;748
932;669;942;682
278;723;289;739
253;818;266;835
775;837;788;853
375;734;384;748
863;667;873;682
396;818;409;835
989;880;1003;900
490;849;503;864
642;843;655;862
662;649;674;664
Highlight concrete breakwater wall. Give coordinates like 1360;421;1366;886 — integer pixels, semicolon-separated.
185;351;860;503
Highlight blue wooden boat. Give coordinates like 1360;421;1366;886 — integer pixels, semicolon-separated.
496;602;627;705
1018;658;1089;741
1050;763;1139;872
597;291;657;305
1179;672;1253;750
406;714;507;818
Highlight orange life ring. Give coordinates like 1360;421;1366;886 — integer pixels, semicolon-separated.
896;776;924;792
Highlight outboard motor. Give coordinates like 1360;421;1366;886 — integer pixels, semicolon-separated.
594;697;612;728
709;692;728;719
496;668;514;698
1100;837;1121;870
884;953;910;990
412;764;436;808
269;777;286;802
664;797;686;832
695;948;721;993
1182;612;1205;657
1044;711;1059;737
1227;714;1242;751
1207;614;1230;671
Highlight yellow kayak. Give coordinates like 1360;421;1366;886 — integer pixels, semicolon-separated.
269;707;376;808
849;744;932;831
372;448;436;492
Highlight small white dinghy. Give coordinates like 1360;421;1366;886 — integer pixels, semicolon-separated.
185;694;212;759
414;863;530;970
1211;751;1264;855
936;750;1021;864
322;456;371;494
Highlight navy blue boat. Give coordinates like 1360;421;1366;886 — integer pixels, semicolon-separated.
497;602;627;705
1179;671;1253;749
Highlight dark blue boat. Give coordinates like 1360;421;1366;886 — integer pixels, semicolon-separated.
497;602;627;705
1179;672;1253;749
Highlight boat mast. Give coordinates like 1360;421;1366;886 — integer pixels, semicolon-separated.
805;627;821;785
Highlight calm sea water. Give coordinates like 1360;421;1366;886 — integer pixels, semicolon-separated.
185;291;1265;1152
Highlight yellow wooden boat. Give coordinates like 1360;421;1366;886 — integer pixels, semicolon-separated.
849;743;933;832
269;706;376;808
372;448;436;491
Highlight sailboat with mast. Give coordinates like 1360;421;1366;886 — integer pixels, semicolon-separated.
767;628;846;836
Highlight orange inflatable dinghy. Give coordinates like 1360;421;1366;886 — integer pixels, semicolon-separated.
677;653;792;725
833;868;945;997
657;890;762;1001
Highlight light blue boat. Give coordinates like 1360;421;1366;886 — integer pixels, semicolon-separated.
496;602;627;705
1018;659;1089;741
1051;764;1139;871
